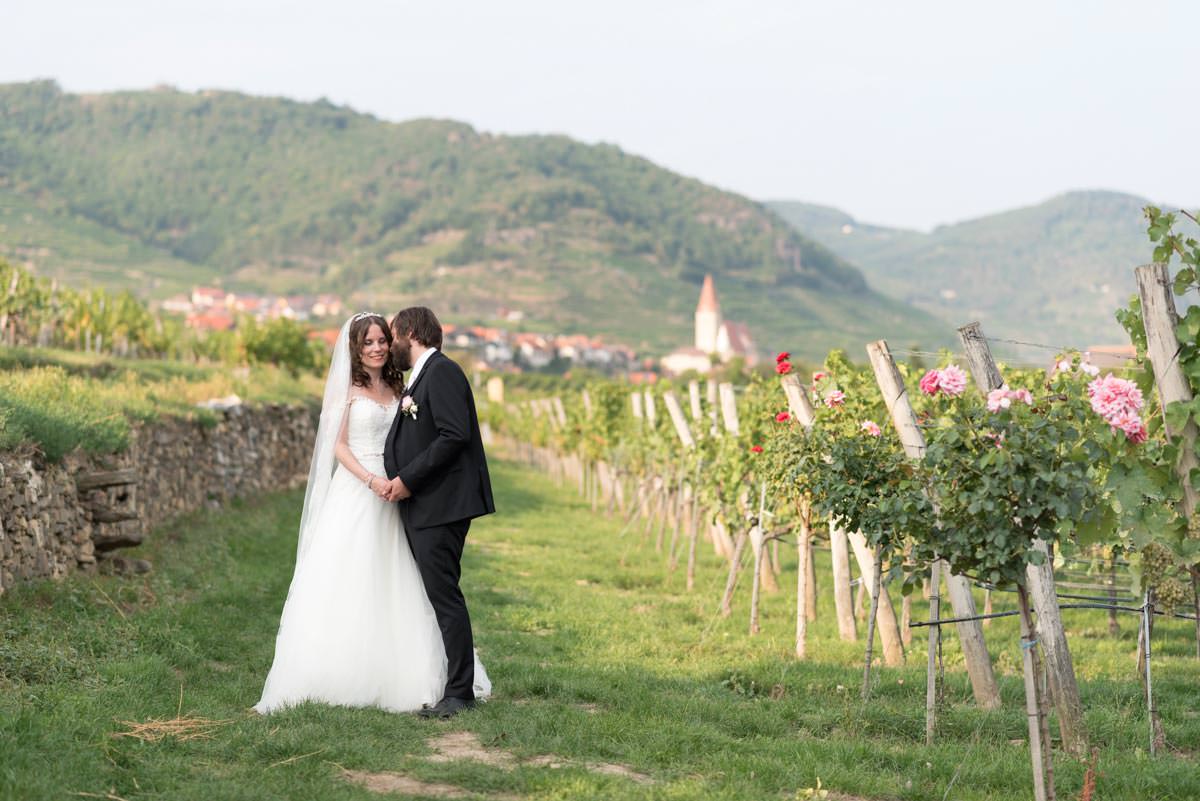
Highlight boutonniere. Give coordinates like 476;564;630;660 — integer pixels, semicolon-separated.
400;395;419;420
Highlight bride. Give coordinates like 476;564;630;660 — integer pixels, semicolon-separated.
253;312;489;714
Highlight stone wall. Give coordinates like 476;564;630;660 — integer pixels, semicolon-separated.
0;403;317;596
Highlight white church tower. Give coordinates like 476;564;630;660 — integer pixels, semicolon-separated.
694;274;721;354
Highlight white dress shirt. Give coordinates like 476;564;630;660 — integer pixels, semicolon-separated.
405;346;438;391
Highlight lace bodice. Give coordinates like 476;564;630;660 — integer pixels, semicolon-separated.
345;395;399;461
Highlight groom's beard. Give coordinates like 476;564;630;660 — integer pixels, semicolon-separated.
391;339;414;373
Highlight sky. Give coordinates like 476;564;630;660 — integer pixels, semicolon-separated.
4;0;1197;231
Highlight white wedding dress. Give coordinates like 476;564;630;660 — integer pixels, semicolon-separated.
253;394;490;714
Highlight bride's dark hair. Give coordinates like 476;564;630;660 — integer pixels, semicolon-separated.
348;314;403;392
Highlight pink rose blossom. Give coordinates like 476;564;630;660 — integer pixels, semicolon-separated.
920;366;967;397
987;387;1033;412
986;388;1012;412
1054;359;1073;374
919;369;941;396
401;395;414;411
824;390;846;408
1080;361;1100;377
860;420;882;437
1088;374;1143;422
938;365;968;397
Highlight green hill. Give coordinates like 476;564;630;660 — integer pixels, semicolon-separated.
769;191;1173;350
0;80;946;357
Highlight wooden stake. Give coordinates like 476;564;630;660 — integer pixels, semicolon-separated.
749;482;767;635
796;498;812;658
847;530;904;666
720;531;748;617
1135;263;1200;519
1017;584;1053;801
686;461;702;591
718;382;739;434
830;525;857;641
688;380;703;421
958;321;1084;732
867;337;1001;710
925;560;941;746
663;390;696;449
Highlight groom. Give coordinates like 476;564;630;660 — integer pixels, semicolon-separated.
382;306;495;719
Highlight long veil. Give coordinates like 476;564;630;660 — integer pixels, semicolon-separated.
295;317;354;566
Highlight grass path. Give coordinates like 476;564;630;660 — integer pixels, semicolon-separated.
2;460;1199;800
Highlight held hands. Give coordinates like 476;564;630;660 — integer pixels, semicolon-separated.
365;472;411;501
380;476;412;502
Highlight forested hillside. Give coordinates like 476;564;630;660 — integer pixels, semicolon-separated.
770;191;1168;348
0;80;945;355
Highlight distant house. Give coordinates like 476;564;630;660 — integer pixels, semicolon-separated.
191;287;228;309
186;311;235;332
661;275;759;375
161;294;193;314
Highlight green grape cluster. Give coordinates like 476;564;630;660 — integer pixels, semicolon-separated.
1155;576;1193;611
1140;541;1195;610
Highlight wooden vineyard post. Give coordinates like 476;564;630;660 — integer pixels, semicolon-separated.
830;524;857;641
663;391;696;449
846;531;904;667
552;396;568;429
663;391;697;575
718;382;739;434
686;460;702;591
1136;262;1196;741
749;482;767;635
958;321;1085;746
631;391;643;420
925;559;941;746
781;373;852;643
706;379;719;435
1137;262;1200;662
1135;263;1200;519
867;338;1001;711
688;380;704;422
581;389;593;419
1017;585;1053;801
796;497;812;657
643;390;658;428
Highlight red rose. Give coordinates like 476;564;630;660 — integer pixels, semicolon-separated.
775;361;792;375
775;411;790;422
750;445;764;453
776;351;791;363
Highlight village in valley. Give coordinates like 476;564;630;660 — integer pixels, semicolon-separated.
163;273;757;380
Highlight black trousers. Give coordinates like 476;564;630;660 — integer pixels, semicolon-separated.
404;517;475;701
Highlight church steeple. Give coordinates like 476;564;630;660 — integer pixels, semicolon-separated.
697;274;719;314
695;274;722;353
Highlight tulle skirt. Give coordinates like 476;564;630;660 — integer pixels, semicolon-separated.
253;459;488;714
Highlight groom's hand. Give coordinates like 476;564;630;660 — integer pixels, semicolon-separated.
384;477;412;501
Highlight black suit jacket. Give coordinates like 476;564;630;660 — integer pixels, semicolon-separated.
384;350;495;530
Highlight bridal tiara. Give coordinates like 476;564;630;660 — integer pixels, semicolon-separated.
351;311;384;323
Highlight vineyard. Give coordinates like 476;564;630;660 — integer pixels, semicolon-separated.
484;210;1200;799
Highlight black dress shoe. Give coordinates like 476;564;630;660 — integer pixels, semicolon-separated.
417;697;476;719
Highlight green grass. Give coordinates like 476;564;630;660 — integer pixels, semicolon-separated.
0;349;321;459
1;460;1198;800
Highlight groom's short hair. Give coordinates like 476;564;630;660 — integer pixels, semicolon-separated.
392;306;443;349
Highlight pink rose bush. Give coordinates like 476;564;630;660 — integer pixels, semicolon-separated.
860;420;882;437
1087;373;1147;443
986;387;1033;412
919;365;967;398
